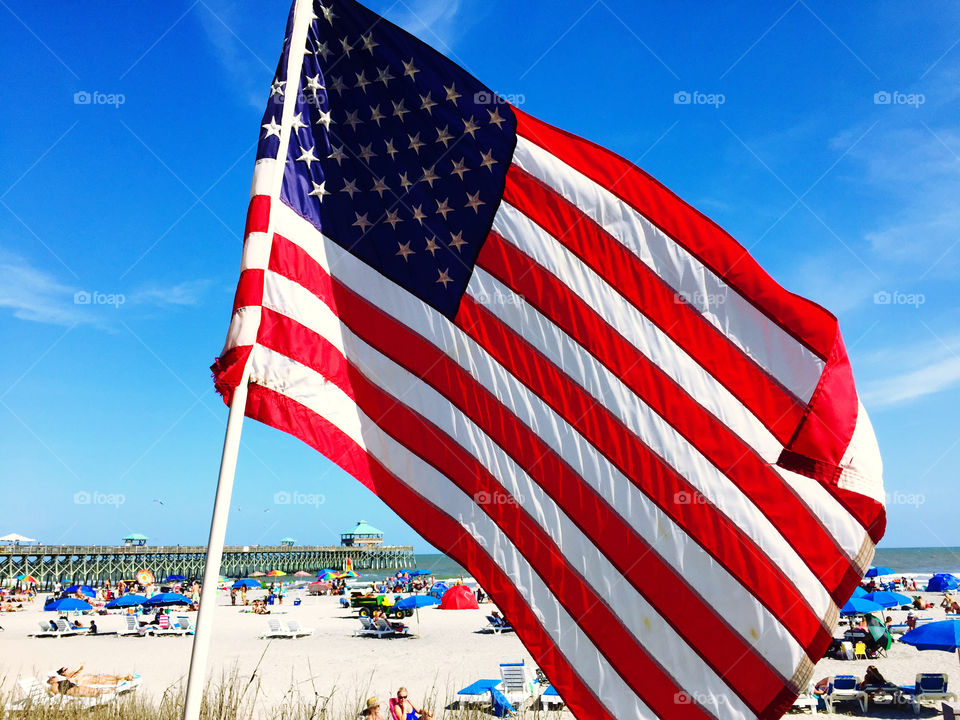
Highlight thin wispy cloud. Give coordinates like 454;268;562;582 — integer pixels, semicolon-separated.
860;333;960;408
0;250;210;328
384;0;467;54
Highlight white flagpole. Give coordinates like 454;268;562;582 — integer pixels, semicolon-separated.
182;375;250;720
182;2;311;716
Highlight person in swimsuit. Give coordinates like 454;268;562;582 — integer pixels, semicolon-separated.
48;664;134;696
389;687;432;719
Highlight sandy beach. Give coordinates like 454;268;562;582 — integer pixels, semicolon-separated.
2;586;959;717
0;589;538;716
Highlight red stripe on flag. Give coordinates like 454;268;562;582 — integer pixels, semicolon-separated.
244;195;270;237
244;382;620;720
264;234;830;661
476;232;863;604
232;269;265;313
502;164;806;445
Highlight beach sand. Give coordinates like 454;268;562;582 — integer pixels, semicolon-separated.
1;588;958;717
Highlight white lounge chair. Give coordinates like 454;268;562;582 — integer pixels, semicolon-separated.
456;679;502;706
484;615;514;634
791;684;818;715
260;618;296;638
540;684;564;710
912;673;957;715
353;616;400;638
499;661;534;706
5;677;115;711
34;621;67;638
118;615;145;636
823;675;866;714
286;620;314;637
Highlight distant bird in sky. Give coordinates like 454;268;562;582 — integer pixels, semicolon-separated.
153;499;165;506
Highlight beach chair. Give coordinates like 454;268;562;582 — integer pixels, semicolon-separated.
499;661;534;705
286;620;314;638
790;685;818;715
34;621;67;638
57;618;86;636
456;679;502;706
912;673;957;715
540;684;565;710
260;618;296;638
118;615;145;637
5;677;115;711
374;616;408;636
176;616;194;635
484;615;514;634
823;675;867;714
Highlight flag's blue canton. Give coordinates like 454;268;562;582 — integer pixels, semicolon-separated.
276;0;517;319
256;6;297;162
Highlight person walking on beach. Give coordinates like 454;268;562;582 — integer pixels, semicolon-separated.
389;687;432;719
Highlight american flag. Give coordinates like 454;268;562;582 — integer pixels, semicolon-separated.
212;1;886;718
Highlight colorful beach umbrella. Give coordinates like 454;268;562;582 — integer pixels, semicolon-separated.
316;570;338;581
15;574;38;583
136;569;154;585
44;597;92;612
143;592;192;606
293;570;312;577
105;594;148;608
249;571;266;577
861;590;911;608
265;570;286;576
840;597;884;615
865;566;894;578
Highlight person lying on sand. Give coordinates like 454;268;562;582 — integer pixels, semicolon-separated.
389;687;432;719
47;665;134;697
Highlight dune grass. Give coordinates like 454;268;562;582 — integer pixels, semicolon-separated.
0;669;568;719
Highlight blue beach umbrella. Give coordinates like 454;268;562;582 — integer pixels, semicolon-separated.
396;594;441;610
105;594;148;609
927;574;960;592
44;597;92;612
865;566;894;578
901;619;960;653
851;586;868;598
232;578;263;589
143;592;192;607
165;574;187;582
840;597;884;615
862;590;911;608
64;584;96;598
411;569;433;576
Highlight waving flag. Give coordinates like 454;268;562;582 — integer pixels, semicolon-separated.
212;1;885;718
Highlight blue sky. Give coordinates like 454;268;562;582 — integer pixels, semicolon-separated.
1;0;957;552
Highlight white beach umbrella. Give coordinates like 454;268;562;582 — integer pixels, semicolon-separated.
0;533;37;543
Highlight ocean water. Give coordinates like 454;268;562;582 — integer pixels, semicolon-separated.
873;547;960;577
356;553;468;582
